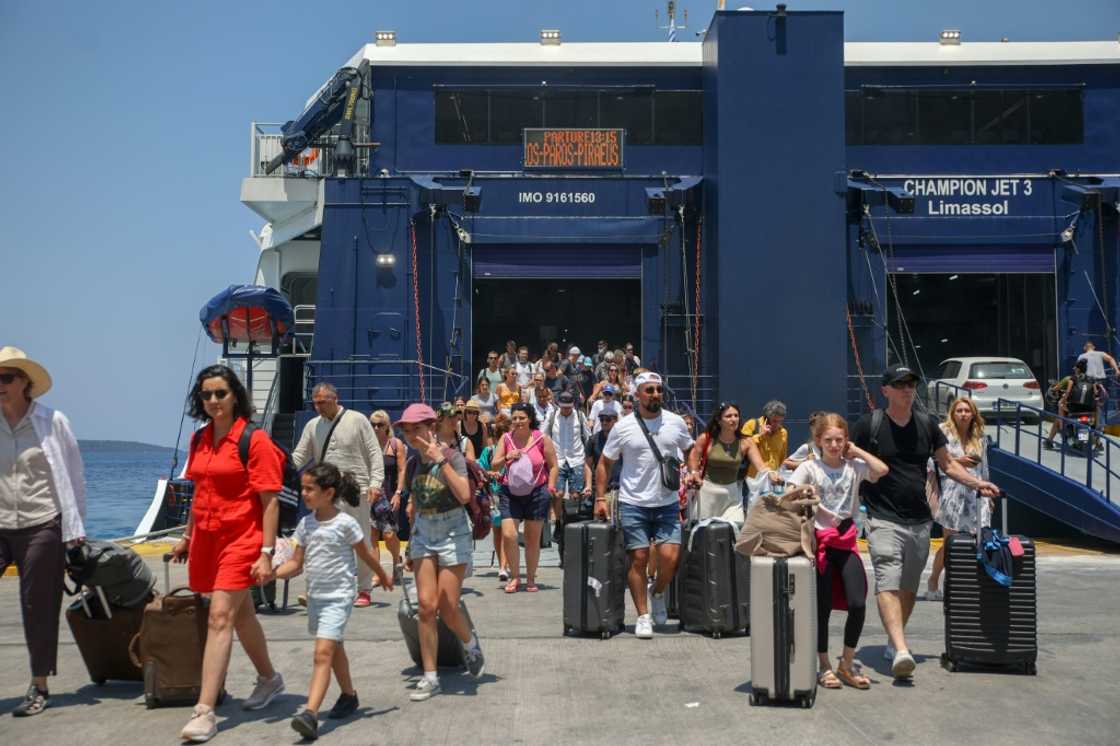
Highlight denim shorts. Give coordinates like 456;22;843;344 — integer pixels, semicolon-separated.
556;463;585;496
307;596;353;642
618;501;682;551
409;507;474;568
499;484;550;521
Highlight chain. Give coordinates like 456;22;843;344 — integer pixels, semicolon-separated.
409;219;425;402
847;307;876;412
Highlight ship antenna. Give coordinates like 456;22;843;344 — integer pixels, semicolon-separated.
656;1;688;41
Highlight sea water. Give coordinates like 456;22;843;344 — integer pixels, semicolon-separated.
79;442;183;540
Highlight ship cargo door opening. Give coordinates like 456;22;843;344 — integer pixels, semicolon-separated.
470;244;642;374
885;245;1058;387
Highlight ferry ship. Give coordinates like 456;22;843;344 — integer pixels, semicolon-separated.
136;7;1120;545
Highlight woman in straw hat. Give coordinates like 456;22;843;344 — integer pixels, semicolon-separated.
0;347;86;717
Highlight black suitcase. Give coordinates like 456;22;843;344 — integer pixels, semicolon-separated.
941;500;1038;675
66;586;147;684
676;520;750;637
562;520;626;638
397;576;474;669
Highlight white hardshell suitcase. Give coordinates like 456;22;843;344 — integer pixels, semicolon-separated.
749;555;817;707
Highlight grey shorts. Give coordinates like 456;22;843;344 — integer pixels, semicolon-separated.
866;517;931;594
409;508;473;568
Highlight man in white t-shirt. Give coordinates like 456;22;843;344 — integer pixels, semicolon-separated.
1077;341;1119;383
595;371;693;639
514;347;534;389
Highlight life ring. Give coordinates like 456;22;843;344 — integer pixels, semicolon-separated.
293;148;319;168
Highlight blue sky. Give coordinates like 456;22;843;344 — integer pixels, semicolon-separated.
1;0;1117;447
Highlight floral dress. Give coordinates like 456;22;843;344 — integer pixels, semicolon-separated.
932;423;990;533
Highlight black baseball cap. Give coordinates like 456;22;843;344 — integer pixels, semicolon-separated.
882;364;921;386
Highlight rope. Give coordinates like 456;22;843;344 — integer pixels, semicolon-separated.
693;218;703;410
677;208;696;410
168;326;203;479
847;308;876;412
1097;201;1114;353
409;219;425;402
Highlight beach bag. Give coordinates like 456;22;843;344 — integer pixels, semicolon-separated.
736;489;819;559
503;432;543;496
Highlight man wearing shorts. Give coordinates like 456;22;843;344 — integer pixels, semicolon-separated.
851;364;1000;680
595;372;693;639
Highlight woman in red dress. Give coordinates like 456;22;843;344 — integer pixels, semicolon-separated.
170;365;286;742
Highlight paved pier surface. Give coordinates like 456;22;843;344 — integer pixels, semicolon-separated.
1;544;1117;745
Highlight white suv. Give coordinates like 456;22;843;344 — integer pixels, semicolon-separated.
926;356;1044;419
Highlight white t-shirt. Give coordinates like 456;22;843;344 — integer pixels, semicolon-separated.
294;511;365;600
788;442;821;462
514;361;534;388
602;410;694;508
1078;350;1107;380
789;457;870;530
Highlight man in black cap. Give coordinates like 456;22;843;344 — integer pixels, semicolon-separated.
850;363;1000;681
545;390;591;533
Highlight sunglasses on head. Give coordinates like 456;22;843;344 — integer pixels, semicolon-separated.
0;373;23;385
200;389;230;401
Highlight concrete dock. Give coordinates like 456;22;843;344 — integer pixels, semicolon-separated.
1;543;1117;745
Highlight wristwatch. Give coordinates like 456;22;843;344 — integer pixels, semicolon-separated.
260;546;275;556
435;458;448;468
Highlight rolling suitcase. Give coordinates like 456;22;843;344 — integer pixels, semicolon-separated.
676;520;750;637
941;495;1038;675
128;553;224;708
66;586;147;684
562;519;626;639
749;556;817;708
397;575;475;669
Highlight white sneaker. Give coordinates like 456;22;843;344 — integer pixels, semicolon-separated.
409;677;441;702
884;644;896;661
242;672;284;710
635;614;654;639
180;705;217;743
650;591;668;626
925;588;944;602
891;649;916;679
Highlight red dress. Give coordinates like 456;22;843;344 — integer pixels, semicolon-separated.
186;417;283;592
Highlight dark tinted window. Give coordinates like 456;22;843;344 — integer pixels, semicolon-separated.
1028;89;1082;145
974;90;1029;145
434;91;488;144
654;92;703;145
848;86;1083;146
600;90;653;144
861;89;917;145
545;92;598;128
490;91;543;144
916;90;971;145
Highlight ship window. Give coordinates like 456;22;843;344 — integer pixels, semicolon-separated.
654;91;702;145
281;273;318;307
600;90;653;144
490;91;543;144
847;86;1083;146
434;91;489;144
544;92;599;129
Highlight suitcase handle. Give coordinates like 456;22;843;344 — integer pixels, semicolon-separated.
127;631;142;668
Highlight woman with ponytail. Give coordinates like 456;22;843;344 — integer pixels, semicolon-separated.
273;463;393;740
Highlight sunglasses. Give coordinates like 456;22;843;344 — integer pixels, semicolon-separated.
200;389;230;401
598;415;618;421
890;380;918;390
641;386;663;394
373;422;389;429
0;373;23;385
487;356;497;360
465;410;479;416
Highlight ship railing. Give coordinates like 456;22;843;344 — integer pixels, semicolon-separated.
662;375;717;423
291;304;315;354
250;122;337;179
304;358;468;411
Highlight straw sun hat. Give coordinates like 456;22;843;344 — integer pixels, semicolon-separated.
0;347;53;398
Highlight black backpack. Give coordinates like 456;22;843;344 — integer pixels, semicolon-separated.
189;423;303;533
65;540;156;608
1067;375;1094;408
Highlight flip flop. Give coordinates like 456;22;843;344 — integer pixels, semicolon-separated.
525;582;539;593
818;669;842;689
504;579;520;594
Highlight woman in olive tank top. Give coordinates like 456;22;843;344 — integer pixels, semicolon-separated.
685;403;779;523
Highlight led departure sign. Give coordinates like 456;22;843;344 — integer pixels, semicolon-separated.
523;128;624;171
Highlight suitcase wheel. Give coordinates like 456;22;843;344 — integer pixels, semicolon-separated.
749;692;766;706
600;630;610;641
940;653;958;672
93;678;106;686
712;630;722;640
802;690;816;708
1025;662;1038;676
144;694;156;709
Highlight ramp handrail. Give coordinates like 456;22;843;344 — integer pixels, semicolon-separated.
305;358;467;410
992;398;1117;505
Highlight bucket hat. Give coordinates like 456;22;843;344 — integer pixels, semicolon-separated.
0;347;52;398
394;403;437;427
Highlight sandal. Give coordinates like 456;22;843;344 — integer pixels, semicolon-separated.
525;582;539;593
835;662;871;690
504;579;520;594
817;669;842;689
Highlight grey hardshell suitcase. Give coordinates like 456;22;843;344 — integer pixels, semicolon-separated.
397;575;475;669
749;556;817;708
562;519;627;638
676;520;750;637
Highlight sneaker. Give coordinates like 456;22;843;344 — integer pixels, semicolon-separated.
11;685;48;717
180;704;217;743
497;567;509;582
242;672;285;711
290;709;319;740
463;637;486;678
884;644;896;661
409;677;441;702
353;591;372;608
650;591;668;626
891;649;916;679
327;691;358;720
1043;439;1056;451
635;614;654;639
925;588;943;601
297;594;308;607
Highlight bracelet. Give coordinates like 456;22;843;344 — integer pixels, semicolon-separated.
595;497;606;502
181;534;192;543
435;458;448;468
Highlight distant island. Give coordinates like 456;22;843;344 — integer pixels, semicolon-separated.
80;440;182;453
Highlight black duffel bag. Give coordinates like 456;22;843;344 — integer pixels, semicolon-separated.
66;540;156;608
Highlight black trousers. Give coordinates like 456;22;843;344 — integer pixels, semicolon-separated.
816;546;867;654
0;516;65;677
